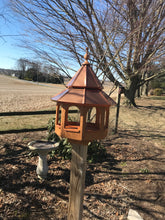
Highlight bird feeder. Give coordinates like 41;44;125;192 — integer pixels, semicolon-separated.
52;48;115;144
52;48;115;220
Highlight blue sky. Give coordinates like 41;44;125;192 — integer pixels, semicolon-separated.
0;0;32;69
0;0;76;74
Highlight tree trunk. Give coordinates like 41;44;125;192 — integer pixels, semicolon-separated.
114;87;121;133
145;82;149;96
141;82;149;96
124;76;140;107
136;87;141;98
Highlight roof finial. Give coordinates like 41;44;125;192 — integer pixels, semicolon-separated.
83;47;89;64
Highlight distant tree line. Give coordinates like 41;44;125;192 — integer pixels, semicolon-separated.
0;68;21;76
17;58;64;84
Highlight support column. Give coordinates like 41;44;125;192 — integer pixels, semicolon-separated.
68;142;88;220
115;86;122;134
36;153;48;179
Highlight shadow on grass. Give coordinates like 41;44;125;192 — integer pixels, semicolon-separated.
115;129;165;141
138;105;165;111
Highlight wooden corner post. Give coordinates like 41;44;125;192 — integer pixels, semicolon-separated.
68;142;88;220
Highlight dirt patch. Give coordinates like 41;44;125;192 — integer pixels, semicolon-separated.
0;127;165;219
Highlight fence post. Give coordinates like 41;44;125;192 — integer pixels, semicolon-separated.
114;86;124;134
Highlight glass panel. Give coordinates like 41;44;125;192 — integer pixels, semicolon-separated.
86;107;99;130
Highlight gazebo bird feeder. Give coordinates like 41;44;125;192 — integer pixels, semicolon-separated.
52;48;115;144
52;48;116;220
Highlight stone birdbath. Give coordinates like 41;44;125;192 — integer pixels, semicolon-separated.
28;141;59;179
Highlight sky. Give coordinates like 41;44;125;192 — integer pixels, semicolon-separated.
0;0;76;74
0;0;32;69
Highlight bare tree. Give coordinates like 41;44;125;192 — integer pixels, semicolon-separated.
0;2;21;43
17;58;28;78
10;0;165;106
0;5;8;43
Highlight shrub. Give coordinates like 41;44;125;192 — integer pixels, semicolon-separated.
153;88;163;96
47;118;107;162
47;118;60;142
50;138;72;160
87;141;107;163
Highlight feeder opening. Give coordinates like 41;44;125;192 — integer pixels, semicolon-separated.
86;107;99;130
65;106;80;131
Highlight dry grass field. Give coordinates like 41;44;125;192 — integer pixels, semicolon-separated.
0;74;65;112
0;74;117;113
0;74;66;131
0;74;117;131
0;74;165;219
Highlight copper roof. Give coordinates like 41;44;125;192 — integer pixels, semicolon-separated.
67;65;103;90
52;48;116;107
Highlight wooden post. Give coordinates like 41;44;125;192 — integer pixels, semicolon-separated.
114;86;122;134
68;142;88;220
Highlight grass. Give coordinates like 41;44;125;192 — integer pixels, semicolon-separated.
139;168;149;173
0;75;165;139
109;98;165;146
1;98;165;146
120;161;127;167
0;115;54;131
0;110;81;132
148;96;165;100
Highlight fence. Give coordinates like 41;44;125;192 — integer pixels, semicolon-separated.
0;110;77;134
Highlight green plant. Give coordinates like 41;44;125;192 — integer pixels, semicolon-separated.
50;138;72;160
120;161;127;167
140;168;149;173
87;141;107;163
47;117;60;142
153;88;163;96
